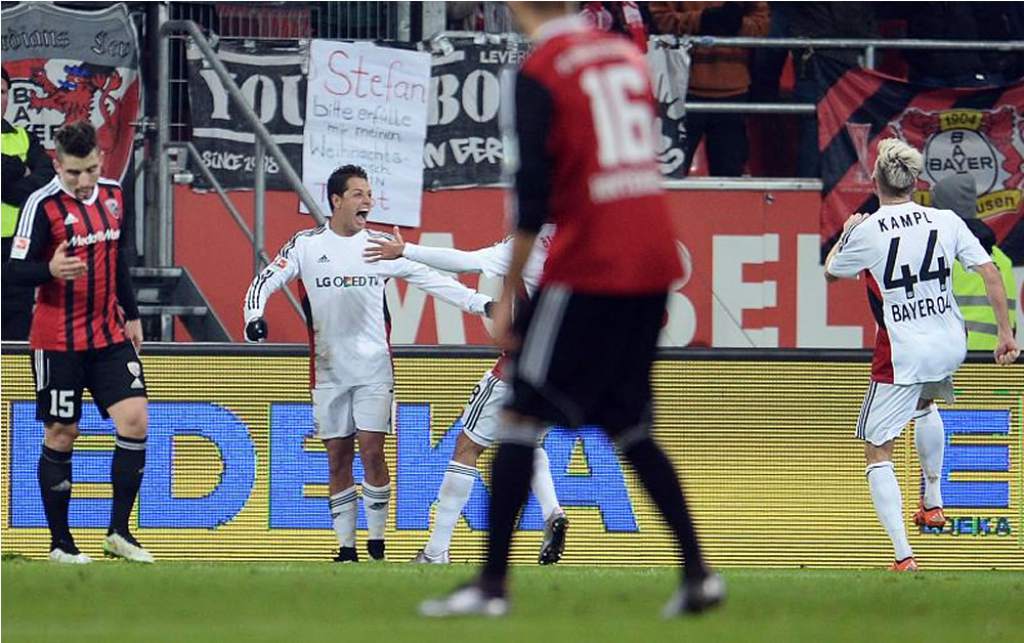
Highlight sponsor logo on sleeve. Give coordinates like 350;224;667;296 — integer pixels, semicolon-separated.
10;236;30;260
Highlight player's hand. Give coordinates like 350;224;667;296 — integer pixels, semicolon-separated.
364;226;405;262
994;334;1020;366
490;295;519;352
245;318;268;343
843;212;868;232
124;318;143;353
49;240;87;280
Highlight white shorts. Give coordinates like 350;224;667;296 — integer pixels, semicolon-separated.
460;371;548;448
855;378;955;446
312;382;393;440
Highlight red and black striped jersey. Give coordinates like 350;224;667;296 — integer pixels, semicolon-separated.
508;15;682;294
9;176;139;352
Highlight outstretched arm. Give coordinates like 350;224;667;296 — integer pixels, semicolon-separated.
364;226;508;276
975;262;1020;364
389;258;491;315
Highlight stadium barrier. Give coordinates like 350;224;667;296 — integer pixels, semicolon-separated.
2;344;1020;569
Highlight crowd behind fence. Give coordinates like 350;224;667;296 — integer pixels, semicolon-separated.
159;1;1024;180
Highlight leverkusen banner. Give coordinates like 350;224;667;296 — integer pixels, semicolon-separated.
423;34;690;188
0;3;141;181
816;58;1024;260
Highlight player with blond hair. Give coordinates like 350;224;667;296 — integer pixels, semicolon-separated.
825;138;1019;571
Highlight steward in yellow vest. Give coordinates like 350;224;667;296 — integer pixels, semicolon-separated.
932;173;1018;350
2;67;55;340
952;246;1017;349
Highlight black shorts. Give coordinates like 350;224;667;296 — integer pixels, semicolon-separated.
31;341;148;424
505;286;667;433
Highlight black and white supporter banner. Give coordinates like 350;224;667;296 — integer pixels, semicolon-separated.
646;36;691;179
186;40;306;190
423;34;691;188
185;34;692;192
423;35;528;189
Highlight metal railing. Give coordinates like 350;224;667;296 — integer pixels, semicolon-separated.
156;19;330;319
165;2;416;141
169;141;306;317
672;35;1024;116
149;22;1024;303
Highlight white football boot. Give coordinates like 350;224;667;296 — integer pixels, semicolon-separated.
411;548;450;564
103;533;155;563
662;573;726;618
419;584;508;618
49;547;93;565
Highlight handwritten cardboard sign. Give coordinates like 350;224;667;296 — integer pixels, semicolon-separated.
302;40;430;227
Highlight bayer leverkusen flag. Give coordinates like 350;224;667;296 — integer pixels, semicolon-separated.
816;58;1024;263
1;3;141;182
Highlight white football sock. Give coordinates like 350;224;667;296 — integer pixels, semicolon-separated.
531;447;562;521
329;486;358;548
425;461;477;557
866;461;913;561
914;405;945;509
361;482;391;540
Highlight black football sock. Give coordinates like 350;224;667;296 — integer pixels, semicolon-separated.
622;436;708;582
480;441;535;595
38;445;74;549
109;434;146;537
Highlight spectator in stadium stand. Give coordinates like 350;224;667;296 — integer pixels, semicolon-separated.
649;1;770;176
420;1;722;618
750;2;879;178
447;1;514;32
8;120;153;565
579;2;653;51
243;165;492;564
901;2;1024;87
931;173;1018;349
825;139;1019;572
2;67;55;340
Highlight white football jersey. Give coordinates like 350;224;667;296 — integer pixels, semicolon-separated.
245;226;491;388
403;223;556;297
827;201;992;384
402;224;556;378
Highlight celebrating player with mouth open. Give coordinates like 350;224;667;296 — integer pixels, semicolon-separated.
244;164;492;563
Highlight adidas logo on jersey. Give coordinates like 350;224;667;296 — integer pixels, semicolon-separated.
64;213;79;225
318;254;330;263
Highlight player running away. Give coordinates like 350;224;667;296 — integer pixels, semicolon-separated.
244;164;492;563
825;138;1019;571
365;224;569;565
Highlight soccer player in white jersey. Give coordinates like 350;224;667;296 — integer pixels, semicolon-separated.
825;139;1019;571
365;224;569;565
243;165;493;563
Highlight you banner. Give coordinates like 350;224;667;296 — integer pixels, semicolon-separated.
186;40;306;191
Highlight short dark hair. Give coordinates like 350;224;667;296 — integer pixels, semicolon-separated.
327;165;368;203
54;120;98;159
1;67;10;88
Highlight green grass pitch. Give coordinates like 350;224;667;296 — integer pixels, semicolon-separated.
3;559;1023;642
